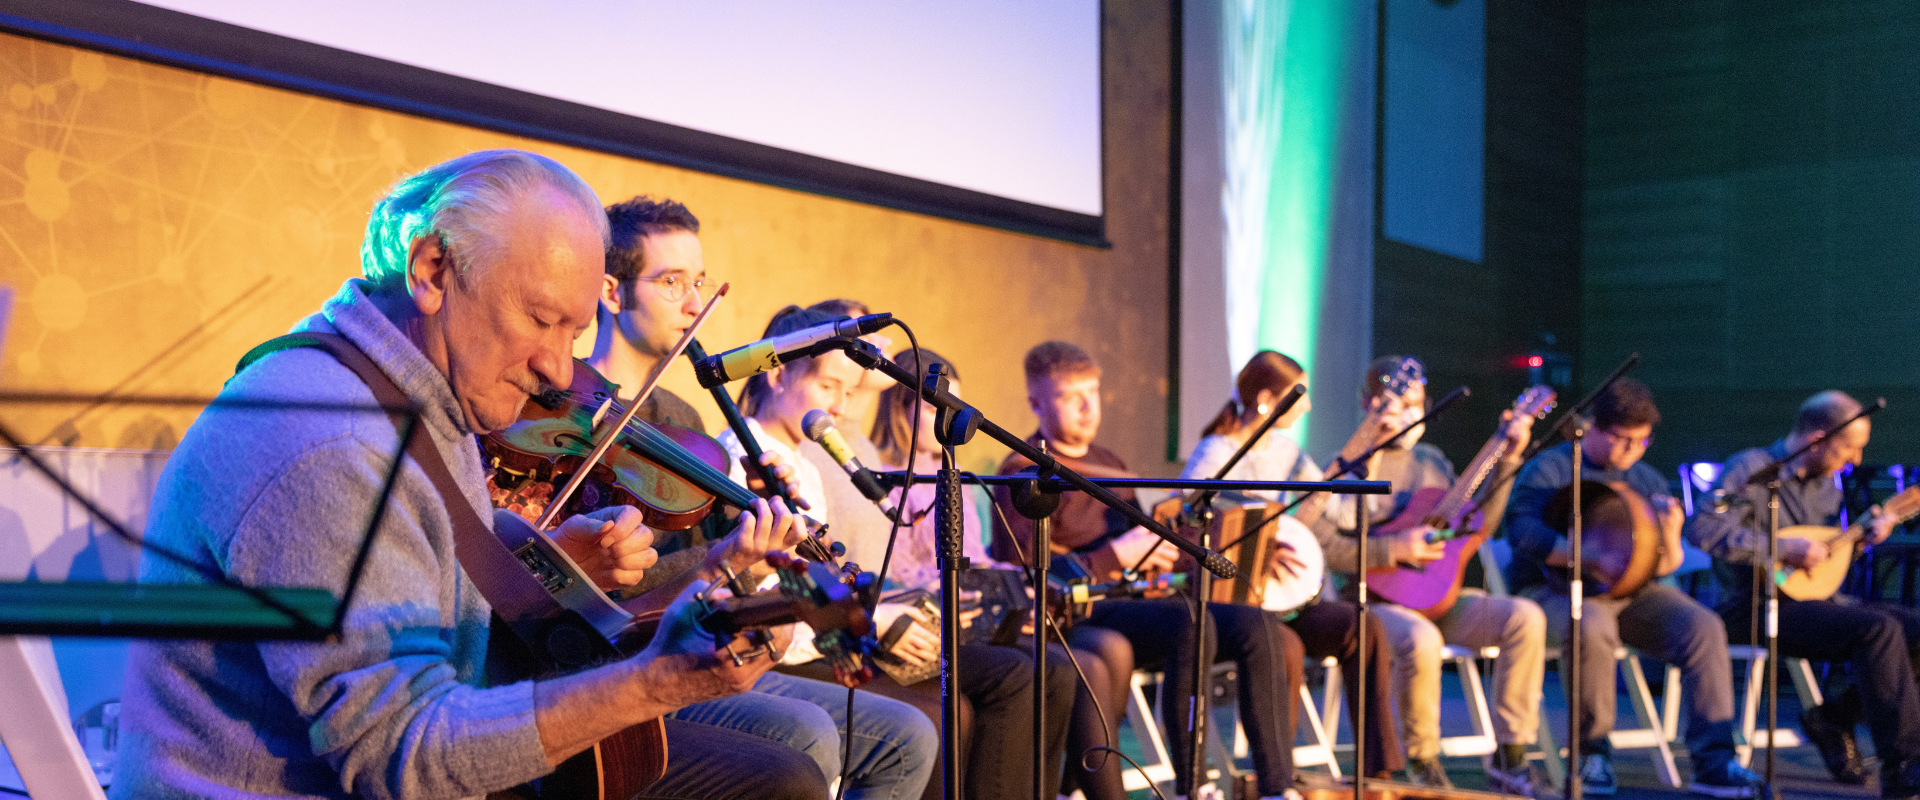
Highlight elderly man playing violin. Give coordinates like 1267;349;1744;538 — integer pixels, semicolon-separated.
113;150;849;800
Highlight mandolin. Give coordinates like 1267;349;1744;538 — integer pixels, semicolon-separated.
1775;485;1920;601
1368;386;1555;619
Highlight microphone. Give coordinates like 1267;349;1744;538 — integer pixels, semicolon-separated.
801;409;900;520
1058;573;1188;606
693;314;893;388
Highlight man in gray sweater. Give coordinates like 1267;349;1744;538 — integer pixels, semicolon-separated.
113;150;831;799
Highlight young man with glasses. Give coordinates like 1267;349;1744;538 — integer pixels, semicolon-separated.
1503;378;1762;798
585;196;939;799
1686;391;1920;799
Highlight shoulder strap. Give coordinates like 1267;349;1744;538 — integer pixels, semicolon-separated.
234;334;566;652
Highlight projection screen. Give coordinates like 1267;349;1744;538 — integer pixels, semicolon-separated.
0;0;1106;243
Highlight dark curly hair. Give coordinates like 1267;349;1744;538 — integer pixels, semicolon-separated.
604;196;700;301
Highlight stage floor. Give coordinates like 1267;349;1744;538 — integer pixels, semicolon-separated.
1125;662;1882;800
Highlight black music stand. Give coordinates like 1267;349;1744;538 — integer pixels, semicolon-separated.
0;391;421;640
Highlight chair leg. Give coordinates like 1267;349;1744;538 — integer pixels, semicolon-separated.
1123;670;1177;795
1738;650;1767;766
1322;656;1345;753
1662;664;1683;743
1788;657;1824;707
1622;654;1684;788
1441;653;1499;758
1537;702;1566;789
1297;683;1342;778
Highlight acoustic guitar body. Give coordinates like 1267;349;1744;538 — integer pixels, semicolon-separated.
1774;525;1857;601
1366;488;1487;620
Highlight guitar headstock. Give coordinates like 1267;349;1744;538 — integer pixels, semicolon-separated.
1880;485;1920;528
1378;357;1426;407
1515;386;1557;420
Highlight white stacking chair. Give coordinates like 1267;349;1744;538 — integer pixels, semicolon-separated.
1121;661;1346;795
1725;645;1817;765
0;636;108;800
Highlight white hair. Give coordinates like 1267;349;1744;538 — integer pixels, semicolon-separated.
360;149;610;292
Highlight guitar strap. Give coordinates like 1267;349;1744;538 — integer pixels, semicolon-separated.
234;333;591;666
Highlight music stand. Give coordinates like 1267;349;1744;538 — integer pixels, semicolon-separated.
0;391;422;640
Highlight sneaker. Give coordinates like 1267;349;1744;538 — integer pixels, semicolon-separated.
1576;753;1617;796
1689;759;1764;798
1406;757;1453;789
1486;757;1548;798
1883;759;1920;800
1800;702;1869;784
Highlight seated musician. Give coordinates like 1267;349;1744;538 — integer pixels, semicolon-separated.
585;196;938;797
1177;352;1408;786
829;346;1084;800
1685;391;1920;798
1504;377;1762;797
993;341;1312;800
1285;355;1546;795
113;150;828;799
718;306;1065;799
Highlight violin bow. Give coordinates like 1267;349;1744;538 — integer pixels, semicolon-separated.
532;283;731;530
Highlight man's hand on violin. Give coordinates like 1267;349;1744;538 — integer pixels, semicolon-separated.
705;497;807;580
741;452;811;510
555;506;659;591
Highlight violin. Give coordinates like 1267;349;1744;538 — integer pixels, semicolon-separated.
480;357;844;566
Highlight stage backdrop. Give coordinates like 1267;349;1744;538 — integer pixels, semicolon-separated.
0;1;1178;477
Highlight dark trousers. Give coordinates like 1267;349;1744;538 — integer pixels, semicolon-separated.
790;642;1076;800
1288;600;1406;776
1724;592;1920;767
1082;597;1300;796
638;718;832;800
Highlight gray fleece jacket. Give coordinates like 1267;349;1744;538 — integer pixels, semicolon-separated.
112;280;550;799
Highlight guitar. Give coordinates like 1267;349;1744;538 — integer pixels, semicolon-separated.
1368;386;1557;619
487;510;877;800
1776;485;1920;601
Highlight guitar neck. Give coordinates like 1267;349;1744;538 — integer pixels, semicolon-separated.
1435;431;1511;528
1837;485;1920;544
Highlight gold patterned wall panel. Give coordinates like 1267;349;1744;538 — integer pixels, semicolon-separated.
0;2;1175;474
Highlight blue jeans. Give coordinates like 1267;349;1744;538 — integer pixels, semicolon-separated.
672;671;937;800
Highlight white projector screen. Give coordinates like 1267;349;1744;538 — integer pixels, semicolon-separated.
2;0;1106;241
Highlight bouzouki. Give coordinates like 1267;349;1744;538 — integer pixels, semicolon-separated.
1369;386;1557;619
1775;485;1920;601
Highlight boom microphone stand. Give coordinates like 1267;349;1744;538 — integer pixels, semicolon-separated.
1739;397;1884;796
1526;353;1638;800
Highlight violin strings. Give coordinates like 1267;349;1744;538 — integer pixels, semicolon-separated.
563;390;842;563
